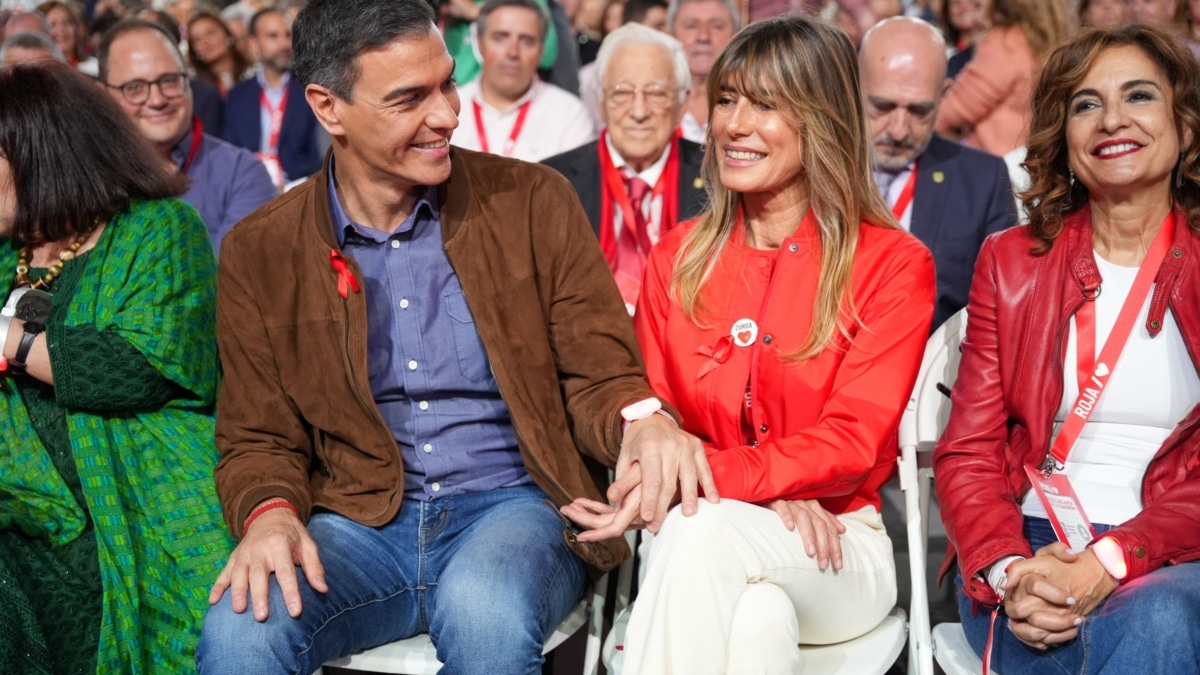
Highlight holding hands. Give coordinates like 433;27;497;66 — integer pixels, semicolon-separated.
1001;542;1119;649
561;413;717;541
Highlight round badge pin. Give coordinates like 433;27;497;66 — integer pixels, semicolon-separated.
730;318;758;347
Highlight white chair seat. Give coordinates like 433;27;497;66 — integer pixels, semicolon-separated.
797;606;908;673
320;597;589;675
933;622;997;675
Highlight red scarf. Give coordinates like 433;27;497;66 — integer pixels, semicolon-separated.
596;129;682;271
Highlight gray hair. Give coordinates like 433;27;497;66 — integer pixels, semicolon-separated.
0;30;65;64
593;22;690;108
666;0;740;34
476;0;549;41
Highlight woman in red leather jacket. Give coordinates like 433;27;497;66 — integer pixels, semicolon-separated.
566;15;935;674
935;25;1200;674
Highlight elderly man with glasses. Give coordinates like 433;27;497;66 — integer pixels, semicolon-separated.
544;23;704;314
97;19;277;253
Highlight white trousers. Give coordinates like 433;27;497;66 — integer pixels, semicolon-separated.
623;500;896;675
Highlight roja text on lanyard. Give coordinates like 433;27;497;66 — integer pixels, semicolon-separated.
1024;211;1177;552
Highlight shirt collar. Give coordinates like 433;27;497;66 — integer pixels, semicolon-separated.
255;65;291;96
606;132;672;188
327;154;439;246
473;78;539;116
170;121;198;170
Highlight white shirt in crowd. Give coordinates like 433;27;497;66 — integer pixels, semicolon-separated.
452;79;596;162
680;111;705;145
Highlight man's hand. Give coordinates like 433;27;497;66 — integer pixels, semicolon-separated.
767;499;846;571
560;481;647;542
208;506;328;622
607;413;717;533
1002;559;1080;649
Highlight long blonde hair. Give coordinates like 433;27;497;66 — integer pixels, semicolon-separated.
671;15;896;359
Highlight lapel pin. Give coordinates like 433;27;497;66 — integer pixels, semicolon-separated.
933;171;945;184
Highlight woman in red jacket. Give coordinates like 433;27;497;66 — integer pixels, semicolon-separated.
935;25;1200;674
567;15;934;673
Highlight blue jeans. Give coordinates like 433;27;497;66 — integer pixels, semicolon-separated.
196;485;587;675
958;517;1200;674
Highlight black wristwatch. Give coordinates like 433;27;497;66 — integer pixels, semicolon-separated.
11;289;52;370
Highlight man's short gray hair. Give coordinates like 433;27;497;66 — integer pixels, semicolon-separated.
0;30;65;64
666;0;740;34
592;22;690;108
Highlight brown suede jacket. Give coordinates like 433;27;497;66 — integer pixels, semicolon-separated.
213;148;664;571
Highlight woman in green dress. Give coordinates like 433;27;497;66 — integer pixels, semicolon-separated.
0;62;233;674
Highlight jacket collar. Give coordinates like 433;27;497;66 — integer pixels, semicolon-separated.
308;146;474;252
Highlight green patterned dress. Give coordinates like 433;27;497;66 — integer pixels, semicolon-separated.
0;199;234;674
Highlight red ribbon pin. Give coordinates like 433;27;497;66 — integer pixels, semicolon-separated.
329;249;360;299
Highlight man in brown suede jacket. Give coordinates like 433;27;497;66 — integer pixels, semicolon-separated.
195;0;715;673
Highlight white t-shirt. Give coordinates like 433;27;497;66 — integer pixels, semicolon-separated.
452;79;596;162
1021;252;1200;526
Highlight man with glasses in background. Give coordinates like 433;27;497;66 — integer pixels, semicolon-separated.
98;19;277;253
545;23;704;314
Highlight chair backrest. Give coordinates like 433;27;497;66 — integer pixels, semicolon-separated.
898;308;968;675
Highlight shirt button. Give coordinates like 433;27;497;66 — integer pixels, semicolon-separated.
419;401;429;411
788;243;799;253
390;240;400;249
431;482;441;492
423;443;433;453
763;335;773;344
760;424;769;433
399;298;410;309
408;360;418;370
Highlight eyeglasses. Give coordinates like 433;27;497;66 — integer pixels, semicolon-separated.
605;83;677;110
105;72;189;105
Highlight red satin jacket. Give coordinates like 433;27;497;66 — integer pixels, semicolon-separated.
635;212;935;514
935;206;1200;606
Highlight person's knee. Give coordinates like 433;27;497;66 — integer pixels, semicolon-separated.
652;500;748;563
197;591;310;675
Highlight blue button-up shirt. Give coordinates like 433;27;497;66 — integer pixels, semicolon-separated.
327;163;530;500
172;125;277;254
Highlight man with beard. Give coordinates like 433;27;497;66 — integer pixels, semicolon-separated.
223;7;322;186
860;16;1016;330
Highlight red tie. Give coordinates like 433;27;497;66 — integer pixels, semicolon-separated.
625;176;653;252
614;175;653;312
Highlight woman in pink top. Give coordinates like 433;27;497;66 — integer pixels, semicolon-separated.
936;0;1069;157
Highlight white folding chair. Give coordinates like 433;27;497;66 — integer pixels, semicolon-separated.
896;308;996;675
313;529;637;675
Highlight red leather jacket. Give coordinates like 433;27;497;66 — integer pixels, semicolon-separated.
935;206;1200;606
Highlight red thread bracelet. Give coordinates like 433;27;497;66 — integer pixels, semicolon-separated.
243;499;299;533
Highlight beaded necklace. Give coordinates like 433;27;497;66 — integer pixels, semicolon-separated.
14;227;95;291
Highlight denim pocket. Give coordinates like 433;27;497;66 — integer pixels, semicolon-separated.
444;290;492;382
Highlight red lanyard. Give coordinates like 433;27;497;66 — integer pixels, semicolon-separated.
473;98;532;157
1044;212;1175;470
181;116;204;175
890;163;918;220
259;85;289;157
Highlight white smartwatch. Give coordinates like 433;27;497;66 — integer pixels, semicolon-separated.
621;397;663;423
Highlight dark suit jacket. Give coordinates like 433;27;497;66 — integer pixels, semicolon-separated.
542;138;707;238
191;77;223;138
221;74;322;182
911;134;1017;329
